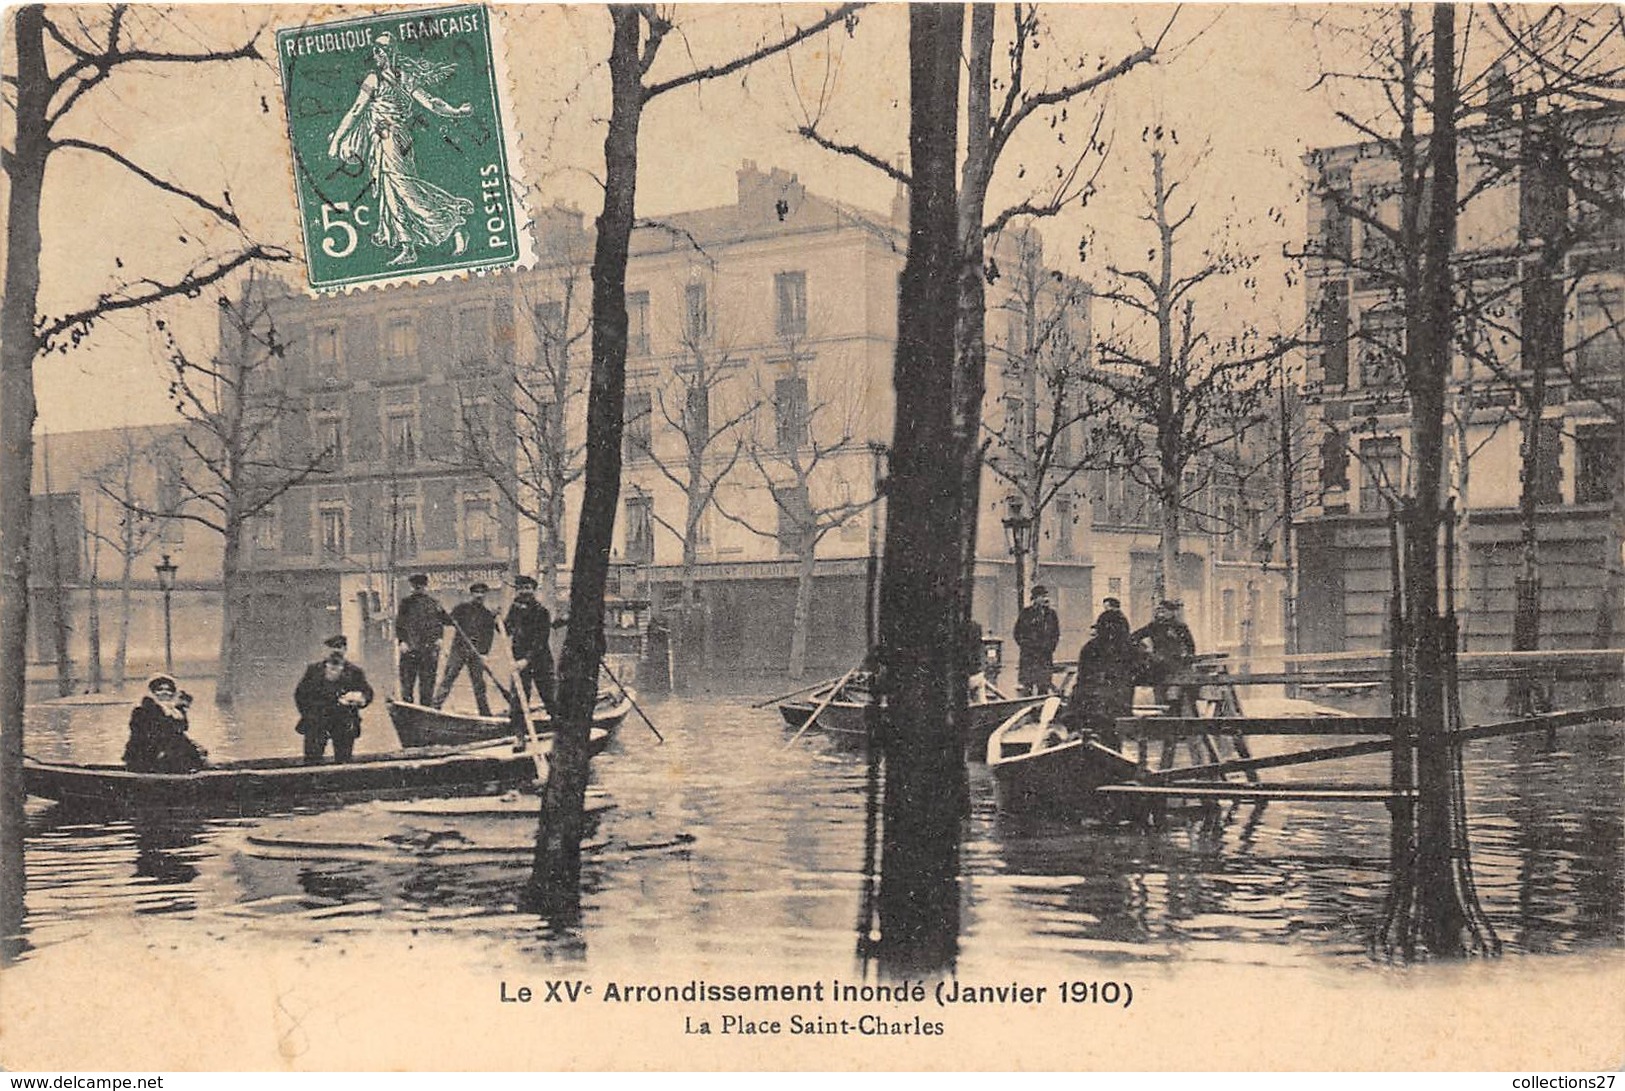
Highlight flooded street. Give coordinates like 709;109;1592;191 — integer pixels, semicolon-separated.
15;685;1623;976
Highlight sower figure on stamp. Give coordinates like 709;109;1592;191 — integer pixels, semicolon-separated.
435;582;498;716
1013;585;1061;696
326;32;475;267
295;636;374;764
505;575;562;716
395;572;449;705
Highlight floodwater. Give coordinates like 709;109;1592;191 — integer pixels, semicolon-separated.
13;682;1624;977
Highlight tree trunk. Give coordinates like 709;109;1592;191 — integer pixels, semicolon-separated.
1153;147;1181;604
953;5;993;626
41;436;73;697
116;539;134;688
0;5;49;959
875;2;966;974
1408;2;1472;956
216;525;243;706
530;7;642;911
86;509;103;692
788;542;817;679
1592;425;1625;705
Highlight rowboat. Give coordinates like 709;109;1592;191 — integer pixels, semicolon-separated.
23;729;609;813
778;680;1042;752
986;697;1139;816
388;691;633;748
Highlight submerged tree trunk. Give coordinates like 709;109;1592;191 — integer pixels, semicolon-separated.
530;8;642;912
875;2;967;974
1407;2;1473;957
789;543;818;679
86;507;103;692
116;536;135;688
1;5;49;958
217;526;244;706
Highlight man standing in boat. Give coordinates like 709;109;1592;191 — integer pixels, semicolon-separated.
1013;585;1061;695
395;572;449;705
505;574;561;713
295;636;374;763
435;581;498;716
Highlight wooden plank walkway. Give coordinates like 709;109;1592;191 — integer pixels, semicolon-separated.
1096;782;1417;804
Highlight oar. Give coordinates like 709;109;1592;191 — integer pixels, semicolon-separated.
784;665;859;749
493;619;550;782
600;658;663;743
445;616;519;709
751;675;844;709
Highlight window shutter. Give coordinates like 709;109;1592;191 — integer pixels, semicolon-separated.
419;385;456;461
421;478;458;550
347;314;380;380
347;388;381;463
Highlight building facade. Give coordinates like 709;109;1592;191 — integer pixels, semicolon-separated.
1297;103;1624;655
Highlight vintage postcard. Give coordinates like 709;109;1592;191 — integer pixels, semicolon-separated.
1;2;1622;1074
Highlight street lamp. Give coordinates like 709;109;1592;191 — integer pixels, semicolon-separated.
155;553;178;675
1002;495;1035;616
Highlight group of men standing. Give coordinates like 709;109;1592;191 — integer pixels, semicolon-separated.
1012;585;1198;715
394;573;562;716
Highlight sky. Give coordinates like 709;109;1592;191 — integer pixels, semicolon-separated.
16;3;1360;434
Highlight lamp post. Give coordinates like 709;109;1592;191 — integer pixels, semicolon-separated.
1002;495;1035;618
155;553;177;675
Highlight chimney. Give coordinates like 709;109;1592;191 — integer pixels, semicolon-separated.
737;161;804;223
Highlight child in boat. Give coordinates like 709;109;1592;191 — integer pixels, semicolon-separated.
123;674;208;773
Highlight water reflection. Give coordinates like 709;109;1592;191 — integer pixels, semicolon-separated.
13;687;1623;973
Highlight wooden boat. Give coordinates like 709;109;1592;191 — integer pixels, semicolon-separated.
986;698;1139;816
778;678;1042;751
388;691;633;748
23;729;609;813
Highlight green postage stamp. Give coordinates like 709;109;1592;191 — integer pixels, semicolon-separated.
277;5;522;290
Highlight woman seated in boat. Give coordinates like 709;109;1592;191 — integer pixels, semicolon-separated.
1062;610;1146;749
123;674;208;773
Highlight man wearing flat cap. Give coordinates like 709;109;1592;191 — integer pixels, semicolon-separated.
435;582;498;716
505;574;562;714
1132;599;1197;713
395;573;449;705
295;635;374;763
1013;584;1061;695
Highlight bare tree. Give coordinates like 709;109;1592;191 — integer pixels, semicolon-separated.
530;3;865;908
120;273;332;706
1;6;285;949
86;432;168;688
982;229;1096;594
719;327;871;679
1091;135;1294;603
644;281;754;607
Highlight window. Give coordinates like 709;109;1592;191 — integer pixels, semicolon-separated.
1052;496;1075;559
1320;430;1350;492
1575;423;1621;504
685;282;709;342
1358;309;1404;389
1004;395;1029;452
775;271;807;339
1319;280;1350;387
250;509;277;552
683;382;710;439
1358;437;1402;513
393;502;419;558
1318;167;1352;262
534;301;566;370
773;484;811;554
320;505;347;559
1051;422;1073;469
313;325;340;374
627;291;650;356
314;413;343;467
1005;313;1028;368
461;398;492;460
1221;588;1237;640
385;318;416;364
694;508;712;547
456;306;489;368
1533;419;1563;505
625;390;652;461
387;410;417;464
624;494;654;565
1576;287;1623;381
463;495;494;557
774;376;808;452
